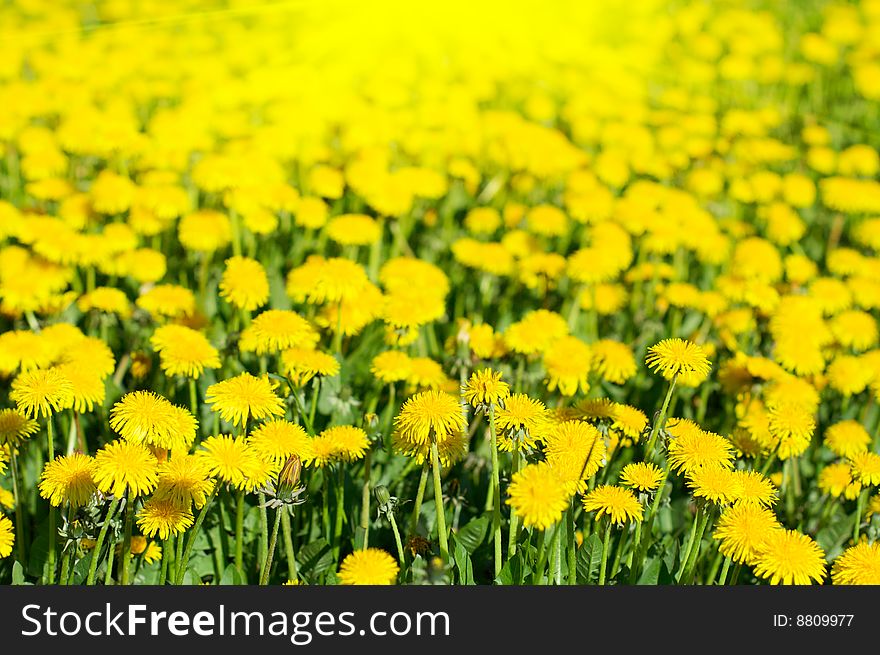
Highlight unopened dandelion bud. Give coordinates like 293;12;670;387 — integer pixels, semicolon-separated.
375;485;391;508
278;455;302;495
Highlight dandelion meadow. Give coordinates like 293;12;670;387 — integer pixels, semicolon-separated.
1;0;880;587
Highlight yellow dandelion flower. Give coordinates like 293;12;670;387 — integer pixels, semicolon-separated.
143;541;162;564
687;466;741;505
239;310;319;355
824;420;871;459
286;256;370;305
0;515;13;558
494;394;548;452
394;390;466;449
463;369;510;407
248;420;313;466
206;373;285;428
611;404;648;441
154;454;215;510
137;498;194;540
543;336;592;397
326;214;382;246
10;367;74;418
55;363;105;413
318;425;370;463
767;401;815;460
819;462;856;498
753;529;827;585
620;462;664;492
713;504;781;565
506;462;570;530
0;409;39;448
591;339;637;384
850;452;880;486
733;470;778;507
77;287;132;318
544;420;606;493
93;440;159;498
645;338;711;382
281;348;340;387
338;548;399;585
371;351;413;384
198;435;259;489
219;256;269;311
39;453;96;507
136;284;196;320
581;485;643;525
667;429;735;475
832;542;880;585
150;324;220;379
109;391;192;450
503;310;569;356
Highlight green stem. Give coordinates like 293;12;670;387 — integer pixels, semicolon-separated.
332;466;345;562
280;510;298;582
598;520;613;586
234;489;244;573
9;450;27;567
531;525;552;585
158;538;170;585
645;376;677;459
632;464;670;582
854;488;868;543
430;439;449;563
259;492;269;573
488;405;502;579
388;511;406;567
46;418;56;584
188;378;199;420
717;555;733;586
680;506;712;584
259;508;283;585
567;503;577;585
86;497;120;585
507;449;522;560
610;525;627;579
176;488;217;585
409;463;429;536
119;494;134;585
359;449;372;549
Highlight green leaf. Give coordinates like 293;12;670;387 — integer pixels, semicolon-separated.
816;518;852;560
219;564;245;585
12;561;29;585
637;557;662;585
576;533;603;584
456;516;489;555
451;537;474;585
27;522;50;580
496;550;527;585
297;538;334;581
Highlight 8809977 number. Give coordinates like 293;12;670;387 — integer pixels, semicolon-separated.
796;615;853;627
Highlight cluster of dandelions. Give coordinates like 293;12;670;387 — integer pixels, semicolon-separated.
2;0;880;586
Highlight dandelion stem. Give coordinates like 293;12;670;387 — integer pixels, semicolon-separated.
717;556;733;585
633;462;670;582
46;417;57;584
409;462;429;537
259;507;283;585
610;526;627;580
680;506;711;584
567;503;578;585
119;495;135;585
531;525;551;585
86;497;120;585
234;490;245;574
507;450;522;560
258;492;270;573
158;538;170;585
645;376;677;459
430;439;450;563
188;378;199;421
488;404;502;579
280;510;298;582
176;487;218;585
332;466;345;563
9;450;27;567
854;488;868;543
388;510;406;568
359;449;372;549
598;520;613;586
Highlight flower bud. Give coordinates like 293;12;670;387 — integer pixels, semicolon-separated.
375;485;391;507
278;455;302;496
